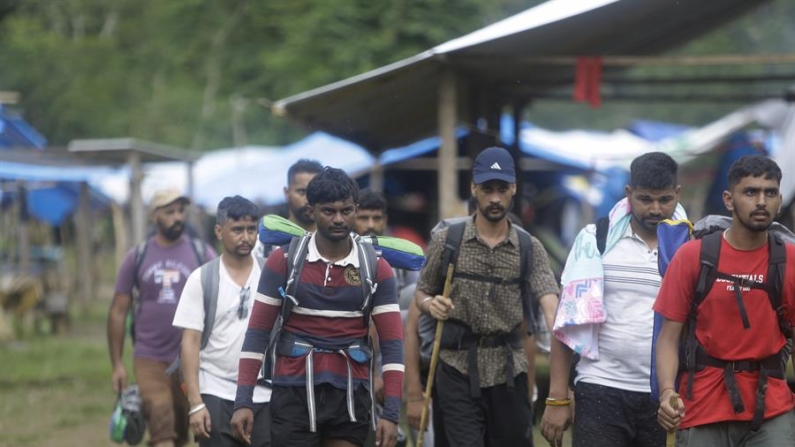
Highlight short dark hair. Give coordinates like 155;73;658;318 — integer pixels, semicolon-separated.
357;188;387;213
306;167;359;206
727;155;781;189
287;159;323;186
216;196;260;225
629;152;678;190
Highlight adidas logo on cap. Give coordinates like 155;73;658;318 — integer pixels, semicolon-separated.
491;162;501;170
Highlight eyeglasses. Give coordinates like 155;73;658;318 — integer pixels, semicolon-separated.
237;287;250;320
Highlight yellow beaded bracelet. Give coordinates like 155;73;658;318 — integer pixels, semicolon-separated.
545;397;572;407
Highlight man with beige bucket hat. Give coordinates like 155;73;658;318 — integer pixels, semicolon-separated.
108;188;216;447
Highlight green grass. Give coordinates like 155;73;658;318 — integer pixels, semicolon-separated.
0;300;134;447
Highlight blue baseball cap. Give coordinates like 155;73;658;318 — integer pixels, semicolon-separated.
472;147;516;184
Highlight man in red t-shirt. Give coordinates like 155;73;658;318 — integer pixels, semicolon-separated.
655;155;795;445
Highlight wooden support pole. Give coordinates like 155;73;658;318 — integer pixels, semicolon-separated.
74;182;94;305
128;151;145;246
438;69;459;220
510;101;526;216
17;182;31;273
369;163;385;192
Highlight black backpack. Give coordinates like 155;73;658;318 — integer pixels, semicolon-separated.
656;215;792;431
439;220;535;330
129;237;207;343
681;227;788;431
261;233;380;429
261;233;380;379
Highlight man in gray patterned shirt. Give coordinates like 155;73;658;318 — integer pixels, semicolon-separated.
415;147;560;447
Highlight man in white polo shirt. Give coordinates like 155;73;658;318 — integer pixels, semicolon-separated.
541;152;685;447
174;196;271;447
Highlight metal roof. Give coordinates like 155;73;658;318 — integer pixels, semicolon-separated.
68;138;200;163
272;0;770;152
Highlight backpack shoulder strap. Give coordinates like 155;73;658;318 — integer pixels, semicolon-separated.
684;230;723;399
441;221;466;281
190;237;207;265
355;240;380;326
516;228;535;330
199;257;222;351
595;216;609;256
282;234;312;323
695;230;722;306
133;240;148;286
767;233;789;335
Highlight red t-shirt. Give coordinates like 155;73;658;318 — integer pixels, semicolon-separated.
654;236;795;428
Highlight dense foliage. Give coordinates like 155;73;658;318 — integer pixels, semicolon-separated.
0;0;792;148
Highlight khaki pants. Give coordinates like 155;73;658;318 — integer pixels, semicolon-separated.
677;411;795;447
134;357;190;446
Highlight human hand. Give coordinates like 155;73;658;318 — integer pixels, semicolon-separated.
231;408;254;445
406;398;425;430
190;405;212;439
426;295;454;320
374;376;385;404
540;405;572;447
657;389;685;431
111;364;127;393
375;418;398;447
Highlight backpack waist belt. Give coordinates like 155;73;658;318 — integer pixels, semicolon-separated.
276;332;374;433
439;320;522;398
694;345;784;431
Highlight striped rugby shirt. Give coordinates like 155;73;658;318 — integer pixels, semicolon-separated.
235;234;404;423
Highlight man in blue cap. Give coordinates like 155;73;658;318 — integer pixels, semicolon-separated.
415;147;560;447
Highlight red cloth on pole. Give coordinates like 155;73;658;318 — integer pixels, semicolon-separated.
573;57;603;108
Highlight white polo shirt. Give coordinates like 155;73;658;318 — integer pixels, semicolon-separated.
173;254;271;403
575;223;661;393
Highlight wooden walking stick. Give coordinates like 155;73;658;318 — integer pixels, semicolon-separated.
416;263;455;447
666;393;679;447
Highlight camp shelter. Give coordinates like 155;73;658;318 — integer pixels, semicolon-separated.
269;0;781;219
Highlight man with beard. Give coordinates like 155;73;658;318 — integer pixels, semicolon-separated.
173;196;271;447
541;152;685;447
108;188;216;447
233;168;403;447
656;155;795;446
255;159;323;259
416;147;560;447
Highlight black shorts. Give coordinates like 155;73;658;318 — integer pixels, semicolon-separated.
271;384;371;447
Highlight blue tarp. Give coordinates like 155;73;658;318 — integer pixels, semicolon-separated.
0;105;47;149
189;132;374;208
1;181;113;225
626;120;693;142
378;127;470;166
0;161;123;182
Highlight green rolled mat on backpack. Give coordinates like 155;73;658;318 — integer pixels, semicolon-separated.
259;214;425;270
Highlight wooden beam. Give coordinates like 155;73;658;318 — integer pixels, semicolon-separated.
438;69;459;219
17;182;31;272
128;151;145;246
0;91;21;104
74;182;94;307
524;92;783;103
458;53;795;67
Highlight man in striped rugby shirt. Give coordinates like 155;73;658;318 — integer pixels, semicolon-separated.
232;167;403;447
